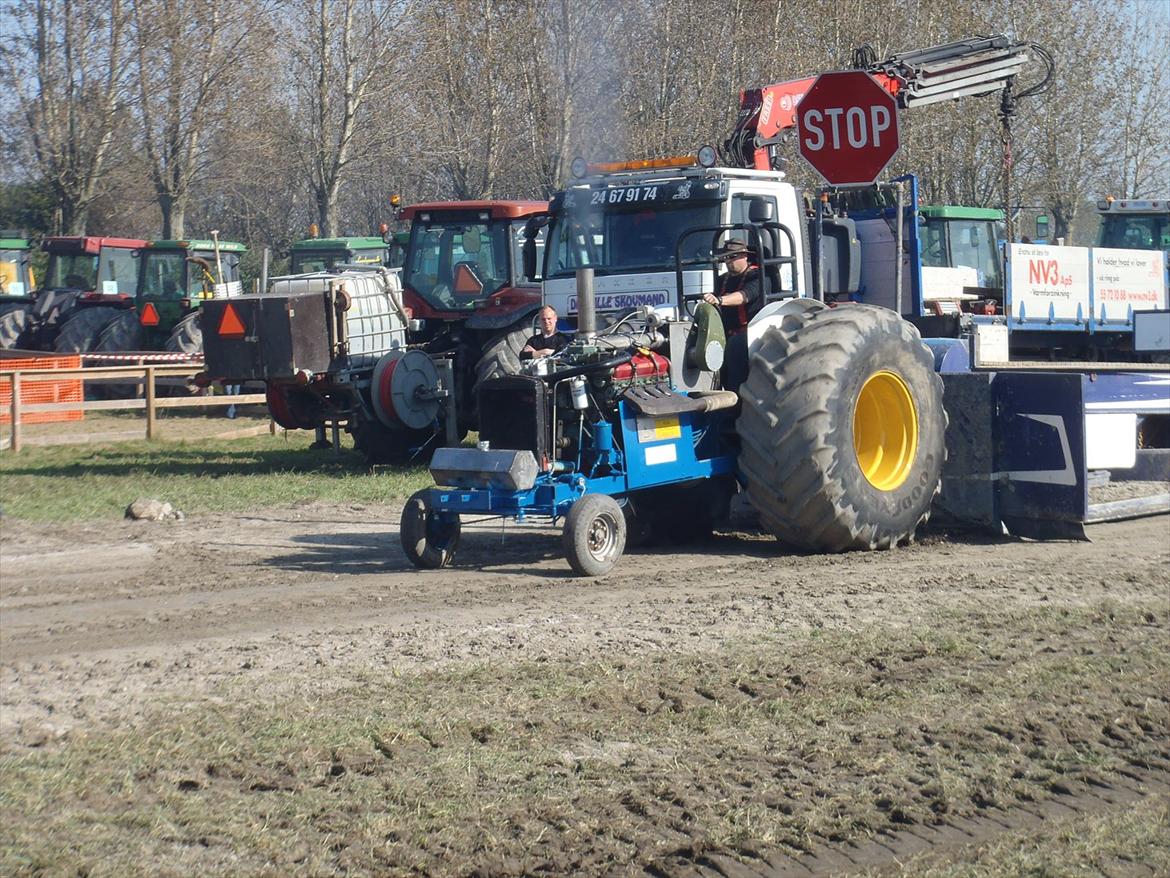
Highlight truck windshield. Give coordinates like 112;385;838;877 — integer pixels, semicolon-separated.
405;219;511;312
545;201;721;279
921;218;1004;290
46;253;99;290
1098;215;1169;251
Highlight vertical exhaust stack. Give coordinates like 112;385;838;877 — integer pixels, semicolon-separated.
576;267;596;339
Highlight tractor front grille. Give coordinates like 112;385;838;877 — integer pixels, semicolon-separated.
478;375;548;462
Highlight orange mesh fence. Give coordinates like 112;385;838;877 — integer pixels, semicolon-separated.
0;354;84;424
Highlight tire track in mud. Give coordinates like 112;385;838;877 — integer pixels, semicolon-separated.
651;767;1170;877
3;519;1163;663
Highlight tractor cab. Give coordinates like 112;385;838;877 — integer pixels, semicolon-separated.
289;235;389;274
136;239;245;346
1096;198;1169;252
0;235;146;352
917;206;1005;297
385;230;410;268
399;201;546;324
40;236;142;300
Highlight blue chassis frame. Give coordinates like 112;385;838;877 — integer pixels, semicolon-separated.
419;398;738;523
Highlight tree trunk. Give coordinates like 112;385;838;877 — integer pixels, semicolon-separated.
159;192;185;240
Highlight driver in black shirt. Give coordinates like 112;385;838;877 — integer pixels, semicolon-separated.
520;305;572;359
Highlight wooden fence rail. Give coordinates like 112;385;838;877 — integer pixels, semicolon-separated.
1;364;268;453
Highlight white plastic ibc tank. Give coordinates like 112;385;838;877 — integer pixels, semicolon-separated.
338;271;408;364
269;270;408;367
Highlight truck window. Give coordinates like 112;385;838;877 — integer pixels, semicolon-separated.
545;200;720;278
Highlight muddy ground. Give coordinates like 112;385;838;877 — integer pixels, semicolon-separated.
1;505;1168;876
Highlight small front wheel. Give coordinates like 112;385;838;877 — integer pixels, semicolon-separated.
563;494;626;577
400;490;461;569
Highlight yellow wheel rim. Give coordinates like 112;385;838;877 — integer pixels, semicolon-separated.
853;370;918;491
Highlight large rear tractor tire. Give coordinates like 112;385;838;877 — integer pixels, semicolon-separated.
91;310;147;397
94;310;143;353
54;306;124;353
736;304;945;552
400;489;461;569
474;325;530;388
0;305;30;349
165;311;202;355
563;493;627;576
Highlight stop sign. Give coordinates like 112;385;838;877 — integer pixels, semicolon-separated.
797;70;900;186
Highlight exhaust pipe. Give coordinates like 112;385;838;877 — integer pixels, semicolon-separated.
576;267;596;339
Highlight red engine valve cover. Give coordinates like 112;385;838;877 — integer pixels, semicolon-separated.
612;351;670;383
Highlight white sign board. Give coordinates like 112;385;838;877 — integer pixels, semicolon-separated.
920;265;980;301
1091;248;1167;325
1007;243;1090;324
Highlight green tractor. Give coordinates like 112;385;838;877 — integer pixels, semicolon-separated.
94;238;247;355
288;235;392;274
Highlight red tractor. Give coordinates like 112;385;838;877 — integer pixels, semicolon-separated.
396;199;548;430
0;236;147;351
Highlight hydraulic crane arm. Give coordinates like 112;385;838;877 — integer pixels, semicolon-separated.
725;34;1052;171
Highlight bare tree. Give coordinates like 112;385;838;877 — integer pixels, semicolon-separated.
129;0;268;238
1102;6;1170;198
282;0;409;236
1;0;129;233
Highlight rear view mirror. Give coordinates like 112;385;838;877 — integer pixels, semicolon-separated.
748;197;774;223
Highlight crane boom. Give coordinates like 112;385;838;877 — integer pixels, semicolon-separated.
726;35;1047;171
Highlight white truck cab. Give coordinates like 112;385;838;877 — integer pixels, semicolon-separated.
539;161;810;321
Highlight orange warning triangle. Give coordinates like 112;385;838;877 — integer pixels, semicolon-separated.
217;303;246;338
453;263;483;296
139;302;160;326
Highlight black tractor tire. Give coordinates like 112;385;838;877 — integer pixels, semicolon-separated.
474;325;531;388
736;304;945;552
53;306;124;353
351;417;433;466
400;489;461;569
0;305;31;349
165;311;202;355
563;493;627;576
94;309;143;353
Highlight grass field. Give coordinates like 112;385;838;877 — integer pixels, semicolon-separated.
0;428;431;522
